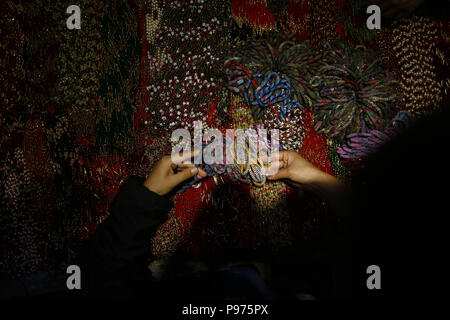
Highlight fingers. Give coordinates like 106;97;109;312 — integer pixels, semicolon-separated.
261;150;288;164
263;151;296;177
280;150;295;166
175;163;208;178
170;167;199;186
171;149;200;165
196;168;208;179
266;167;289;180
264;157;286;176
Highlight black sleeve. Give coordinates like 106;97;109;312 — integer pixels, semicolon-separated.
78;176;172;298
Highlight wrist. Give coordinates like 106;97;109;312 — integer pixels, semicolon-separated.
144;179;163;196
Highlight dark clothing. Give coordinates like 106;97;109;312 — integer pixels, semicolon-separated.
77;177;278;299
351;107;450;299
78;176;171;298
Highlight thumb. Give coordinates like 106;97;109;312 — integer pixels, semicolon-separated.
267;167;289;180
170;167;198;186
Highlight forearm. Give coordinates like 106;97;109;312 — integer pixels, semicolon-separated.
79;176;171;293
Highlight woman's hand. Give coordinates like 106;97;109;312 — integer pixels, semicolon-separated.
267;151;340;190
144;152;207;196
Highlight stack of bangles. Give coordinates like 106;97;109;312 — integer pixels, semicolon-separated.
176;138;277;193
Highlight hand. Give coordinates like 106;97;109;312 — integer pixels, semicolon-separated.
144;152;207;196
370;0;424;19
267;150;339;189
